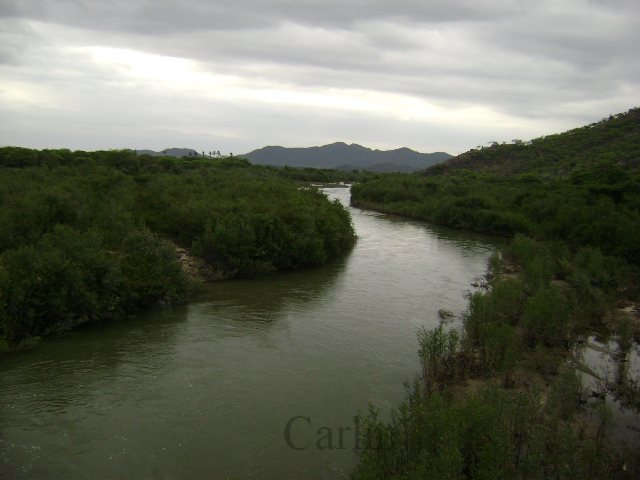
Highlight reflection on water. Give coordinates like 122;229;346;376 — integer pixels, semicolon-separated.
1;187;498;479
575;334;640;444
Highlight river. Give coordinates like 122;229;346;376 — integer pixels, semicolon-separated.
0;188;498;479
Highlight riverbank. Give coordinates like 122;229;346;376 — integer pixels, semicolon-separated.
353;236;640;478
349;111;640;477
0;187;497;479
0;148;356;349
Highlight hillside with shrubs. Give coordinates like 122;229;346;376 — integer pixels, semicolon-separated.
352;108;640;479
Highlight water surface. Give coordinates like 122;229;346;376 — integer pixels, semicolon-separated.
1;188;498;479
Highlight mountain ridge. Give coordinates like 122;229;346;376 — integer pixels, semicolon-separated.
136;148;202;157
240;142;451;172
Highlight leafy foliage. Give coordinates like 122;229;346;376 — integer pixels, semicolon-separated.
0;148;355;344
427;108;640;177
351;108;640;264
352;108;640;478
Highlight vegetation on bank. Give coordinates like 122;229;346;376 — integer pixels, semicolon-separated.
351;108;640;261
0;147;356;347
355;239;640;479
352;108;640;478
263;164;371;184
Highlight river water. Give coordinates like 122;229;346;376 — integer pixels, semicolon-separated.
0;188;498;479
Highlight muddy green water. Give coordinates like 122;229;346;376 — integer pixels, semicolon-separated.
1;188;498;479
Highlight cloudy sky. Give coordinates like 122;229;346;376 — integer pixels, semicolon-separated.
0;0;638;155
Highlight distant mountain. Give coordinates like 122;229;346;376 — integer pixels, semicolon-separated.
240;142;451;172
136;148;203;158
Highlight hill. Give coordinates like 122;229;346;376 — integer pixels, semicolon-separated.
352;108;640;479
136;148;202;157
241;142;451;172
351;107;640;249
425;107;640;177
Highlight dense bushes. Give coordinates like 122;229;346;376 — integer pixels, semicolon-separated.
353;377;631;479
118;229;188;309
354;235;640;478
351;109;640;263
135;174;355;276
0;147;356;345
352;108;640;478
351;169;640;262
523;287;570;348
0;226;188;343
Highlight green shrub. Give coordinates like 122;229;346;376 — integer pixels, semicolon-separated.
572;246;620;291
483;323;519;374
118;229;188;309
417;324;461;391
523;287;570;348
0;226;122;340
0;148;356;343
462;278;523;375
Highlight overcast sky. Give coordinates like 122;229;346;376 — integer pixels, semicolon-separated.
0;0;638;155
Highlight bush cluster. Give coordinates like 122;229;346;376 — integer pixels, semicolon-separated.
0;148;356;344
352;109;640;478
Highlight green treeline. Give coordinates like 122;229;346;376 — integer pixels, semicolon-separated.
351;165;640;262
351;108;640;261
0;147;355;346
260;164;370;184
352;108;640;478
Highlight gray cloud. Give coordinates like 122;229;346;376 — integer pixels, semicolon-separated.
1;1;522;31
0;0;638;153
